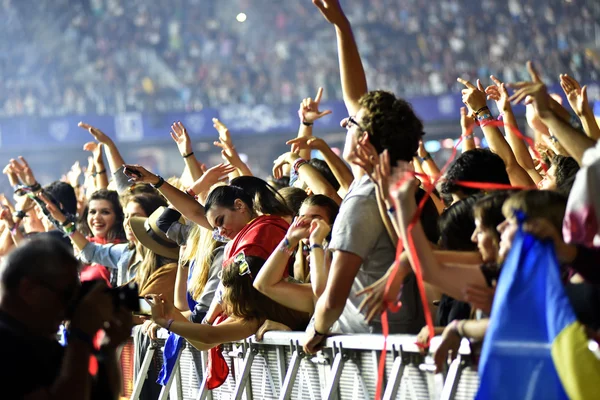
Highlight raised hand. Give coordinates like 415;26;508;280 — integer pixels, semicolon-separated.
351;137;379;178
312;0;347;26
457;78;488;114
298;87;333;124
3;162;20;187
286;136;327;153
509;80;551;118
83;142;104;164
0;206;14;229
212;118;234;150
10;156;37;187
272;152;300;180
310;218;331;245
66;161;83;188
212;119;246;170
286;216;312;247
78;122;113;145
560;74;589;117
121;164;160;185
189;163;236;196
485;75;510;113
37;192;67;224
170;121;193;157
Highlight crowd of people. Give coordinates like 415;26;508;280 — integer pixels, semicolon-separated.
1;0;599;116
1;0;599;398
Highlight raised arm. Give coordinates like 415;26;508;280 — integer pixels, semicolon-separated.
460;107;476;152
273;152;342;204
212;119;252;177
393;168;487;301
83;142;109;189
253;217;315;313
313;0;367;115
458;77;534;187
79;123;126;176
296;88;333;161
486;75;542;184
122;164;229;231
287;136;354;194
560;74;600;141
170;121;204;182
509;81;596;165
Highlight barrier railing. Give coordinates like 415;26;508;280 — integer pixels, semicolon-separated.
125;327;480;400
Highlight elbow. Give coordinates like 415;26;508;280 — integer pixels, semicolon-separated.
252;280;267;295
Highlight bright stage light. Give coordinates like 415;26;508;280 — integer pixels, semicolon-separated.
236;13;247;23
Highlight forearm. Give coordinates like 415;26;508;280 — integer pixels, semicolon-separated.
461;130;476;152
156;183;211;230
318;145;353;192
254;240;293;292
481;124;532;186
70;230;92;252
375;189;399;242
103;142;126;176
579;109;600;141
461;318;489;341
309;247;328;298
296;124;313;161
541;112;596;164
174;265;191;312
503;109;541;183
95;160;109;189
183;156;204;182
335;19;367;115
421;159;440;179
312;292;345;334
297;163;342;204
0;227;14;255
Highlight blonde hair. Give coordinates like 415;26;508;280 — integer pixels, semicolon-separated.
183;226;221;300
502;190;567;232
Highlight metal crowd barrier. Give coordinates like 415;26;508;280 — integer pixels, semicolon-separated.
124;328;480;400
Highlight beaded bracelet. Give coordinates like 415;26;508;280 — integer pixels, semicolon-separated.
292;158;308;173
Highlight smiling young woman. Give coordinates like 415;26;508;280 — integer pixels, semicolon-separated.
79;190;126;285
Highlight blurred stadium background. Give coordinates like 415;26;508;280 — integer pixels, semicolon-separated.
1;0;599;192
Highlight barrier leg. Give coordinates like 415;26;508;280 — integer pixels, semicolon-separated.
233;346;257;400
383;356;405;400
279;350;302;400
130;341;157;400
195;350;212;400
322;344;345;400
440;356;463;400
158;345;185;400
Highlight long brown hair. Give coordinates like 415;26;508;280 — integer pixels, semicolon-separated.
221;256;308;328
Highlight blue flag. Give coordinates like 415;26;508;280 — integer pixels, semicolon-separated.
477;227;600;399
157;332;185;386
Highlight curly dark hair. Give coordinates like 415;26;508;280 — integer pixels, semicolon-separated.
440;149;510;198
358;90;424;164
552;155;579;196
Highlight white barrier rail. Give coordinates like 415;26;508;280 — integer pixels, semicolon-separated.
127;328;480;400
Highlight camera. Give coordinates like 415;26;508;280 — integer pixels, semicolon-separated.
67;280;140;317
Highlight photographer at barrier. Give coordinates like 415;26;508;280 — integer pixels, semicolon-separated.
0;236;132;400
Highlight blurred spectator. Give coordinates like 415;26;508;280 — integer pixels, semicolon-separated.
0;0;599;116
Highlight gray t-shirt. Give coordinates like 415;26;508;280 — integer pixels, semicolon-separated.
328;174;424;334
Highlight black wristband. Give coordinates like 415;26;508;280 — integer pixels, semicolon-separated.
182;152;194;158
302;121;313;127
27;182;42;192
314;327;326;336
152;175;165;189
13;210;27;220
96;169;106;175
